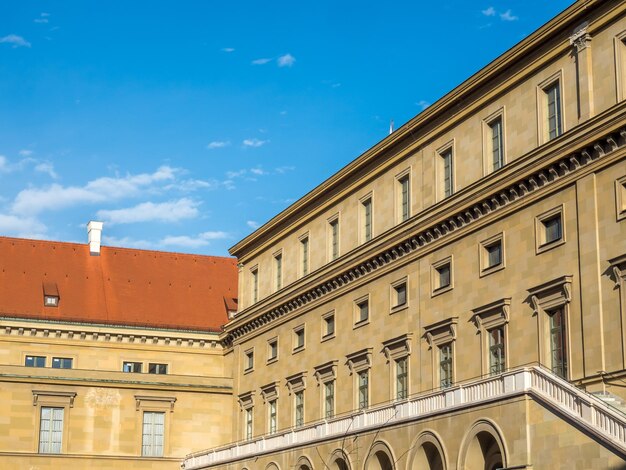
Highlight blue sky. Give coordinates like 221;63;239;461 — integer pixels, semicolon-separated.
0;1;573;256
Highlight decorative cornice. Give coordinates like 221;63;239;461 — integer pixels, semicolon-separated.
528;275;573;315
32;390;77;407
134;395;176;411
222;122;626;347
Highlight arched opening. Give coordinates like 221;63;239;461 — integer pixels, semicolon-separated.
296;455;313;470
459;421;507;470
265;463;280;470
364;442;395;470
412;441;445;470
332;459;349;470
329;449;351;470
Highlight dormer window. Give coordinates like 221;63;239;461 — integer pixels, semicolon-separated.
43;282;59;308
44;296;59;307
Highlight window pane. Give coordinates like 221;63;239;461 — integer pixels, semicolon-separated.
358;371;369;409
401;177;410;221
544;216;562;244
437;265;451;288
39;407;64;454
491;119;503;170
301;238;309;276
395;284;407;306
487;243;502;267
358;301;369;322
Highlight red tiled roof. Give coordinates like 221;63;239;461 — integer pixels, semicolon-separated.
0;237;238;332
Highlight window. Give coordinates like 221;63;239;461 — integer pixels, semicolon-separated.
361;197;373;243
329;217;339;261
489;117;504;171
439;344;453;388
142;411;165;457
251;267;259;303
245;408;253;440
355;297;369;325
324;381;335;419
148;363;168;375
274;252;283;290
437;144;454;200
268;339;278;362
391;280;407;310
25;355;46;367
489;327;506;375
545;82;562;140
294;326;305;351
548;308;568;379
44;296;59;307
396;358;408;400
268;400;277;434
616;32;626;102
300;235;309;276
51;358;72;369
480;233;505;275
294;390;304;427
398;173;410;222
322;312;335;339
39;407;63;454
244;350;254;372
358;370;369;410
536;206;565;253
616;176;626;221
432;257;453;294
123;361;142;373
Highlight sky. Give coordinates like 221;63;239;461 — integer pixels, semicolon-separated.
0;1;574;257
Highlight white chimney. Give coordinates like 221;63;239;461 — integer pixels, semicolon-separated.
87;221;104;256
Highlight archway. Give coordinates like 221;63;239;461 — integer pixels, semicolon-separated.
409;431;447;470
458;420;507;470
364;441;395;470
295;455;314;470
328;449;351;470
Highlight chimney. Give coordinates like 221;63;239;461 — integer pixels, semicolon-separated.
87;221;104;256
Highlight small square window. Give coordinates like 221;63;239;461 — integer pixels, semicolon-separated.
148;363;168;374
536;206;565;253
616;176;626;221
123;361;142;373
294;326;305;351
394;283;407;307
244;350;254;372
44;296;59;307
322;312;335;340
431;257;453;295
25;355;46;367
479;233;505;276
51;358;72;369
354;297;369;326
268;339;278;362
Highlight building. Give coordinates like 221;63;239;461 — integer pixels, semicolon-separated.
0;223;238;469
183;0;626;469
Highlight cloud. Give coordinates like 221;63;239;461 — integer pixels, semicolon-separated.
102;235;155;250
243;138;269;148
482;6;496;16
500;9;518;21
277;53;296;67
274;166;295;174
221;47;235;52
96;198;200;225
247;220;259;229
416;100;430;110
34;162;58;179
0;155;8;172
12;165;177;215
0;213;47;237
249;168;268;176
160;231;229;248
0;34;31;48
34;18;49;24
19;149;33;157
252;58;272;65
207;140;230;149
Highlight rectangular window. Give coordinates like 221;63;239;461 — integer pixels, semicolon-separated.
294;326;305;351
324;381;335;419
251;268;259;303
275;253;282;290
440;148;454;198
245;408;253;440
244;350;254;372
545;82;562;141
123;361;142;373
393;282;407;308
399;175;410;222
549;308;568;379
39;407;63;454
25;355;46;367
439;344;453;388
301;236;309;276
268;339;278;362
437;264;451;289
148;363;168;375
356;298;369;324
358;370;369;410
142;411;165;457
362;198;372;242
489;327;506;375
543;215;562;245
51;358;72;369
490;118;504;171
396;358;408;400
294;391;304;427
323;312;335;339
329;218;339;260
486;241;502;268
268;400;277;434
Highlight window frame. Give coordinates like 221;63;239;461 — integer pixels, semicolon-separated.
535;205;565;254
25;355;46;367
250;265;259;304
141;410;166;457
615;176;626;222
471;298;510;377
482;108;506;175
123;361;143;373
147;363;168;375
396;168;411;223
51;357;73;369
359;193;374;244
328;214;340;261
267;338;278;364
431;256;453;296
536;70;565;145
354;294;370;328
479;232;505;277
321;310;336;341
244;348;254;373
293;325;305;353
390;277;408;314
436;141;455;201
299;233;310;277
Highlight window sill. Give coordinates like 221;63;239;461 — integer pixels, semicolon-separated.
353;319;370;330
536;238;565;255
479;263;505;278
321;333;335;343
266;357;278;365
243;367;254;375
292;346;305;355
390;304;408;315
431;285;453;297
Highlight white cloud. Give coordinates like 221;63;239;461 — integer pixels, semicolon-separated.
221;47;235;52
482;6;496;16
247;220;259;229
500;9;518;21
252;58;272;65
34;18;49;24
0;34;31;48
0;155;8;172
160;231;229;248
274;166;295;174
416;100;430;110
0;213;47;237
243;138;269;148
249;168;268;176
207;140;230;149
277;53;296;67
96;198;200;225
12;165;177;215
34;162;58;179
19;149;33;157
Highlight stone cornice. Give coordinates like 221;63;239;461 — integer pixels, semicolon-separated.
221;106;626;347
